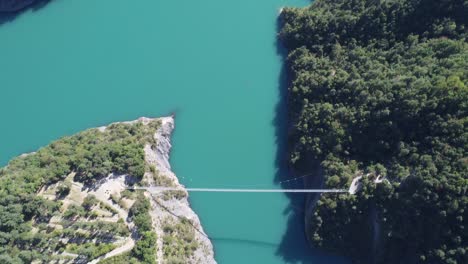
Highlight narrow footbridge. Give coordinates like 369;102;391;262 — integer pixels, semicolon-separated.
129;187;349;194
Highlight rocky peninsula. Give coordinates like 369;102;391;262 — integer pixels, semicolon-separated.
141;116;216;264
0;116;215;263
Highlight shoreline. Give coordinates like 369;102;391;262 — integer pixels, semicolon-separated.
143;116;216;263
14;116;216;263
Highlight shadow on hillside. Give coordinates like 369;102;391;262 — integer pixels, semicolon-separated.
272;14;348;264
0;0;51;25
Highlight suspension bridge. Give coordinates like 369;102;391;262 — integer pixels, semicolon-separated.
129;186;349;194
128;173;356;194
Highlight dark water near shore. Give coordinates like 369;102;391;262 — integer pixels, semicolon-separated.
0;1;347;263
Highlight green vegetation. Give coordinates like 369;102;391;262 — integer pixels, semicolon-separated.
162;217;199;263
0;120;161;263
66;242;117;260
151;166;175;187
129;194;157;263
121;189;137;200
63;220;130;238
133;231;158;264
56;180;71;197
71;122;151;182
162;190;187;201
98;194;158;264
279;0;467;263
130;193;153;233
63;204;87;219
97;232;157;264
82;194;100;210
98;252;133;264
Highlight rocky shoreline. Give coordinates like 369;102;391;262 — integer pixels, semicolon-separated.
143;116;216;264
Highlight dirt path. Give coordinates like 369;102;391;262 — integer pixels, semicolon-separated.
87;235;135;264
86;175;136;264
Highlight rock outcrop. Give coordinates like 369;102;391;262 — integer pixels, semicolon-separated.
143;116;216;264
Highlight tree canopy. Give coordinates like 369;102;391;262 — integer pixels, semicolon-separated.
279;0;467;263
0;120;160;263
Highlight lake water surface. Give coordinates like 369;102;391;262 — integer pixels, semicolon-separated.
0;1;347;263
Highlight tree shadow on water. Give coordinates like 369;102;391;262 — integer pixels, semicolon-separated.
0;0;51;26
211;237;279;249
272;15;348;264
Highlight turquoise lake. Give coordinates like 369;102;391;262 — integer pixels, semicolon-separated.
0;0;347;263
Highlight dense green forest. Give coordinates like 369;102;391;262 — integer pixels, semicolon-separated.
0;121;159;263
279;0;467;263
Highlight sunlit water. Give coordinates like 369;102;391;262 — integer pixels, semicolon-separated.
0;1;347;263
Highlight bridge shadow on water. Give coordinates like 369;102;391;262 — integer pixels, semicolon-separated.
211;237;279;248
273;16;347;264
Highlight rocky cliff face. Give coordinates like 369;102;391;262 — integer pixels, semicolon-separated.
95;116;216;263
143;117;216;264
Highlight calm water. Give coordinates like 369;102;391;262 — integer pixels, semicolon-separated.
0;1;347;263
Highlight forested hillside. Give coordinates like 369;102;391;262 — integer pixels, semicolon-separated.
279;0;467;263
0;118;212;264
0;121;158;263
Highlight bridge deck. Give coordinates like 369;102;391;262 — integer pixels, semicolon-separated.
130;187;348;193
